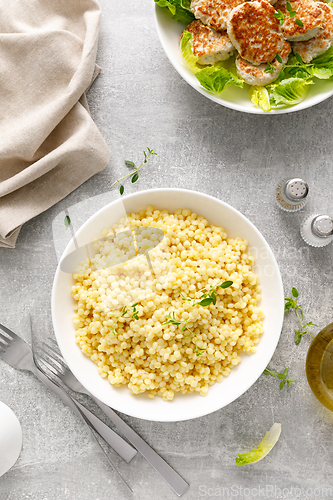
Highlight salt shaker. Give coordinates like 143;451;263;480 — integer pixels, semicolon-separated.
276;178;309;212
300;214;333;247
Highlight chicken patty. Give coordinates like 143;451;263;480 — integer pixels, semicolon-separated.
236;56;282;85
190;0;248;31
293;2;333;62
181;20;235;65
275;0;324;42
227;0;284;65
280;39;292;63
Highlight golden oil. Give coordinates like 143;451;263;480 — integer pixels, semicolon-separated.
306;323;333;411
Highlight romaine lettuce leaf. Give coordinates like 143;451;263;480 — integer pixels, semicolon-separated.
235;423;281;466
180;32;243;94
269;77;313;106
154;0;195;23
249;86;271;112
196;63;244;94
287;48;333;80
180;31;199;73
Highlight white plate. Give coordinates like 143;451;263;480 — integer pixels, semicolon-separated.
153;4;333;114
52;188;284;421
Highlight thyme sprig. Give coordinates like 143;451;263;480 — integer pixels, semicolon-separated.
162;312;195;337
122;302;140;320
111;147;157;195
181;280;233;308
263;367;295;390
194;343;206;357
64;214;71;229
284;287;317;344
264;61;276;74
107;327;117;337
274;2;303;26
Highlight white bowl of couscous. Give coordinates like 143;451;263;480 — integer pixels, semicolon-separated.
52;188;284;421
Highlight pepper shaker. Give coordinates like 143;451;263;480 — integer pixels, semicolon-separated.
276;178;309;212
300;214;333;247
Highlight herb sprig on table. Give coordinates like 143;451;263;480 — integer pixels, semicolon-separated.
284;287;317;344
263;367;295;390
64;214;71;229
111;147;157;195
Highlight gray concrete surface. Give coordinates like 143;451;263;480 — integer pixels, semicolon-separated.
1;1;333;499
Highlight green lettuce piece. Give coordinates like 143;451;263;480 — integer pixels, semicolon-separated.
287;58;313;80
154;0;195;23
270;78;313;106
249;86;271;112
180;32;243;94
196;63;244;95
180;31;199;73
311;46;333;78
235;423;281;466
312;45;333;65
287;47;333;80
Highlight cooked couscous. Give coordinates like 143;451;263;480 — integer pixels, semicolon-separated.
72;206;264;401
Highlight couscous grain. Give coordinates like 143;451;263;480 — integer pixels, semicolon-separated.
72;207;264;400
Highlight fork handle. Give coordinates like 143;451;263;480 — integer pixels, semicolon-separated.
89;395;189;496
33;367;137;463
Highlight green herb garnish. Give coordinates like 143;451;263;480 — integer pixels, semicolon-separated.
181;280;233;308
162;312;194;337
107;327;117;337
111;148;157;195
284;287;317;344
264;62;276;74
274;3;303;27
194;343;206;356
64;215;71;229
122;302;140;320
263;367;295;390
274;9;286;25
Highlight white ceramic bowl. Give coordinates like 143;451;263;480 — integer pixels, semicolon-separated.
0;402;22;477
153;4;333;115
52;188;284;421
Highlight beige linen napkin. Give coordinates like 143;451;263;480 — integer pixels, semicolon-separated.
0;0;111;248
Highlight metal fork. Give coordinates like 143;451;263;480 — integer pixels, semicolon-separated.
37;338;190;497
0;322;137;469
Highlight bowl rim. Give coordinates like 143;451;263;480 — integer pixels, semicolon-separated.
153;3;333;115
51;187;284;421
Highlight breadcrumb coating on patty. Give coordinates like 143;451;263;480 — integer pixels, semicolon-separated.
236;56;282;85
275;0;324;42
227;0;284;65
191;0;248;31
181;20;235;64
293;2;333;62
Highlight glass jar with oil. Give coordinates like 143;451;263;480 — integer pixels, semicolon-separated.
306;323;333;411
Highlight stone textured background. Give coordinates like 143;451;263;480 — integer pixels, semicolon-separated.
0;1;332;499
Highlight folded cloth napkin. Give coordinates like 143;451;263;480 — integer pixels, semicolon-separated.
0;0;111;248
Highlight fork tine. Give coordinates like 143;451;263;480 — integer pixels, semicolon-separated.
37;357;61;379
38;348;65;374
41;342;68;369
0;333;11;345
0;323;15;340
